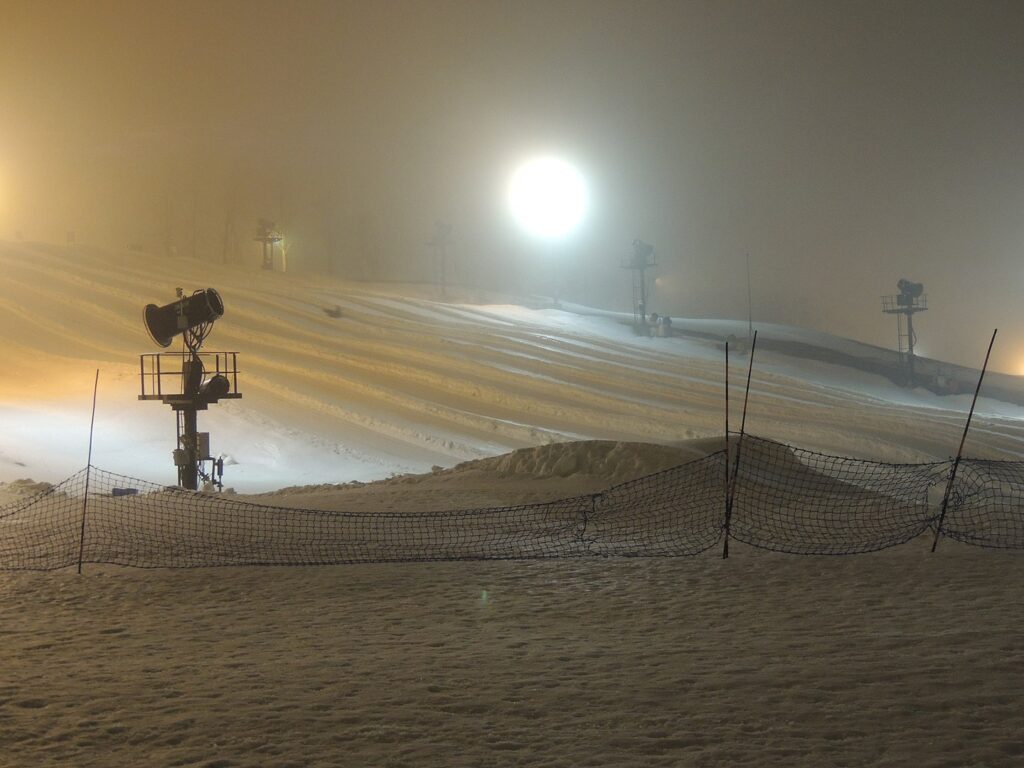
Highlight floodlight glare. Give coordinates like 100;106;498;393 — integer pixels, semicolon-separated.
144;288;224;348
507;156;587;239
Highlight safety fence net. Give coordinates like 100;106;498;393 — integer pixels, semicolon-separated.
1;435;1021;570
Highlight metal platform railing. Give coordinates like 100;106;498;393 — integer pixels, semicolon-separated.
139;351;241;401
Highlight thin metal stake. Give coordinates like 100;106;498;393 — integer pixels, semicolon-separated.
77;369;100;574
932;329;997;552
723;341;730;556
746;253;753;341
724;331;758;558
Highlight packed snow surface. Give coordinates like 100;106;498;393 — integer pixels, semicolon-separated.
1;240;1022;493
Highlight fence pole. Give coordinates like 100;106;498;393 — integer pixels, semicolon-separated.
723;341;730;557
932;329;997;553
77;369;100;574
581;493;597;554
724;331;757;559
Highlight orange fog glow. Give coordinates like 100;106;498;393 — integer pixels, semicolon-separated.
0;345;134;402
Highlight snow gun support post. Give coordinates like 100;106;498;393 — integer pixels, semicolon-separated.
139;288;241;490
882;278;928;386
623;239;657;335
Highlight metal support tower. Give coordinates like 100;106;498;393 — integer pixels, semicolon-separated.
140;349;241;490
882;279;928;386
255;218;283;271
623;240;657;334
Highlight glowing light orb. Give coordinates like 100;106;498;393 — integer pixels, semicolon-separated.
507;156;587;239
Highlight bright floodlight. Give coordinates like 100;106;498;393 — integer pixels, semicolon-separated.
508;156;587;239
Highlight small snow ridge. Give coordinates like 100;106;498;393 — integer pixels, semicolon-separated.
464;440;705;483
0;477;54;507
0;478;53;496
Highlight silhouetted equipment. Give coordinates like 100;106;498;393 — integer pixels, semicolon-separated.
622;239;657;335
254;218;283;270
139;287;241;491
896;279;924;301
199;373;231;402
144;288;224;348
882;278;928;385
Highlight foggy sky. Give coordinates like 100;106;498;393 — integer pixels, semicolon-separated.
2;0;1022;372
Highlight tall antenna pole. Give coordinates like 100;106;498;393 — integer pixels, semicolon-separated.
746;252;753;341
932;329;997;552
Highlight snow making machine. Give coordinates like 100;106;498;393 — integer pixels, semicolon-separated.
138;288;242;490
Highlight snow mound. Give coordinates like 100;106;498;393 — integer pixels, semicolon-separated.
0;478;54;508
463;440;708;483
0;478;53;496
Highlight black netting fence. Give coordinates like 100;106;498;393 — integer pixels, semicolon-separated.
937;459;1024;549
1;435;1022;570
729;437;948;554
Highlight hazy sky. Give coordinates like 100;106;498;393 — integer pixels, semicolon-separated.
2;0;1022;371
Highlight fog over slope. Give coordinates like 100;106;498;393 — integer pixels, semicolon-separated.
1;241;1022;492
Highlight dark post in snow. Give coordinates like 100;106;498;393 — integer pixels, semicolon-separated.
77;369;100;574
931;329;997;553
724;330;757;559
723;341;731;554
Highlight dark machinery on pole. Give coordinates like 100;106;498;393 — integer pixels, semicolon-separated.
139;288;241;490
882;278;928;386
255;218;283;271
623;239;657;335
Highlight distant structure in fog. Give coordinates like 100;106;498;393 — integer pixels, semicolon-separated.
254;218;283;271
882;278;928;385
623;239;657;335
426;220;452;298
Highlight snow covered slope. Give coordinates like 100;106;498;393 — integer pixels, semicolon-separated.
1;240;1022;491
